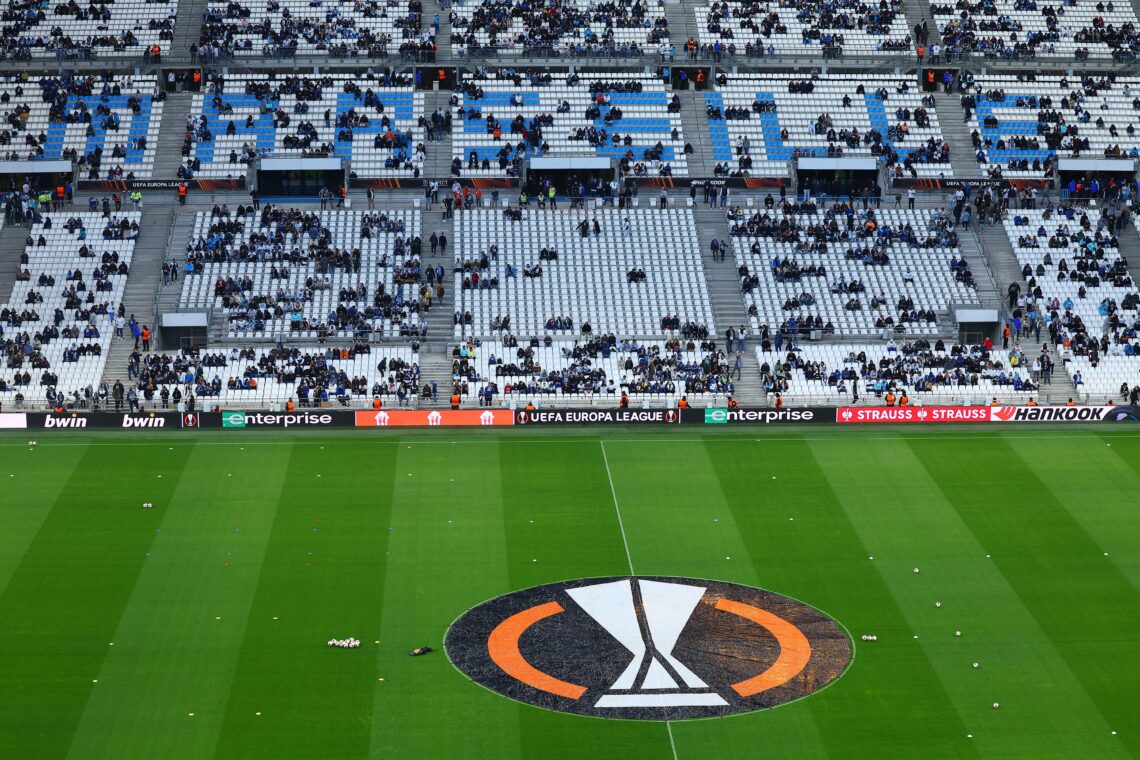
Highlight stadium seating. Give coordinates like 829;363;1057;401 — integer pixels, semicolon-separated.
933;0;1140;60
733;206;976;337
450;0;668;55
1002;205;1140;398
454;208;713;339
453;338;733;405
134;345;420;407
0;75;164;179
963;74;1140;179
0;212;139;407
186;73;424;179
770;342;1039;403
199;0;434;59
706;74;951;179
0;0;176;60
179;207;429;339
697;0;911;56
452;73;686;177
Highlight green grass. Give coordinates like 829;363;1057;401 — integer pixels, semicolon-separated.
0;426;1138;759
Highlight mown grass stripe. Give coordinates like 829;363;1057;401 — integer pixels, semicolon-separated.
0;443;194;758
911;435;1138;756
212;440;398;758
65;443;292;760
369;440;521;759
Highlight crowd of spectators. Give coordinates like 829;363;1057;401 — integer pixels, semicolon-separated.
0;0;175;61
451;335;734;403
199;0;435;60
450;0;667;56
131;344;420;406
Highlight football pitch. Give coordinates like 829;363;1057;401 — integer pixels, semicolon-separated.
1;425;1138;759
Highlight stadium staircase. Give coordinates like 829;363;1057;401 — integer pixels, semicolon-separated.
955;229;1002;315
171;0;208;56
1121;222;1140;286
154;93;193;178
665;0;699;52
424;88;454;181
0;221;27;300
692;206;767;404
934;92;982;179
679;90;719;176
901;0;941;44
101;209;175;391
419;209;456;407
977;223;1022;313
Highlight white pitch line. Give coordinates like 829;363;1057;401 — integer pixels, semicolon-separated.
599;440;635;576
599;440;679;760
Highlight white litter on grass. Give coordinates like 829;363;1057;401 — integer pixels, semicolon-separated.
92;679;98;683
188;713;195;717
869;556;874;560
955;631;962;637
935;602;942;608
973;662;979;668
532;558;537;562
992;702;1000;709
1105;552;1110;556
967;734;973;739
256;712;262;716
1112;731;1117;735
215;616;221;620
789;517;794;521
913;567;920;573
725;556;731;560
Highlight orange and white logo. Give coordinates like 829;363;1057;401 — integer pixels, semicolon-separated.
354;410;513;427
445;577;851;719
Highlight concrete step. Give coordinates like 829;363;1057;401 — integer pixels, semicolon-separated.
102;208;175;389
424;87;454;180
934;92;982;179
0;220;29;299
679;89;718;176
172;0;208;55
153;92;193;178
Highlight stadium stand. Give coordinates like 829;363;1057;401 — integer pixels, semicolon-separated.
453;208;714;339
452;337;734;405
0;211;138;408
449;0;668;56
178;206;429;339
961;74;1140;179
0;0;176;60
198;0;435;60
933;0;1140;60
452;71;686;178
768;341;1040;402
706;74;951;179
696;0;912;56
0;74;164;179
732;204;977;337
184;72;424;179
1002;203;1140;398
132;344;420;407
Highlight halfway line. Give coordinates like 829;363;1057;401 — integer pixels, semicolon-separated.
598;440;680;760
599;440;634;575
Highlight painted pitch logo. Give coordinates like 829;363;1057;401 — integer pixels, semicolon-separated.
445;577;851;719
